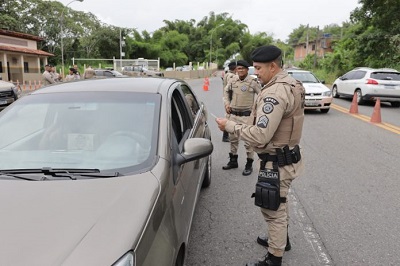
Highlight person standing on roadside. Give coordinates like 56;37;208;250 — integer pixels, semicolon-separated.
221;61;237;142
42;64;56;86
83;65;96;79
216;45;305;266
73;64;81;79
222;59;261;176
51;66;62;82
64;68;80;82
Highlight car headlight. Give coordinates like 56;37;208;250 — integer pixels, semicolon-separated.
112;251;135;266
322;91;332;97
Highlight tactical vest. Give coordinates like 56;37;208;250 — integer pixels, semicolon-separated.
230;78;258;110
270;80;305;147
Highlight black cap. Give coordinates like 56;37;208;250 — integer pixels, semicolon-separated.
236;60;250;68
228;61;237;70
251;45;282;63
45;64;53;67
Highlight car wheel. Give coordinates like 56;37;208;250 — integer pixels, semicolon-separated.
355;89;365;104
391;102;400;108
320;108;330;113
332;86;340;98
201;153;212;188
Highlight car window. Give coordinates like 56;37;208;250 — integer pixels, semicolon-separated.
104;71;113;77
181;85;199;117
342;71;356;80
0;92;160;173
370;72;400;81
288;72;319;83
353;71;367;79
171;89;193;144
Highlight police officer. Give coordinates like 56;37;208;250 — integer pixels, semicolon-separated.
222;59;261;176
216;45;305;266
83;65;96;79
221;61;237;142
42;64;56;86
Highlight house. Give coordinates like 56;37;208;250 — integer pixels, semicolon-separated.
0;29;53;82
293;36;333;62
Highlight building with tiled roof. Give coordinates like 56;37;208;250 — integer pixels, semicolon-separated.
0;29;54;82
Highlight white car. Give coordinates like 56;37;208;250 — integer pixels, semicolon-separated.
332;67;400;107
287;69;333;113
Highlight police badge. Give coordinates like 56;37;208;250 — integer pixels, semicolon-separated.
241;85;247;92
263;103;274;114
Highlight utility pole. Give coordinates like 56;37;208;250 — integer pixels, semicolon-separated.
313;26;319;68
306;24;309;56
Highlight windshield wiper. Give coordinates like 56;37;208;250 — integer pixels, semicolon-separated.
1;168;119;180
0;172;46;181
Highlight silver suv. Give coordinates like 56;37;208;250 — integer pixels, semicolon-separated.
332;67;400;107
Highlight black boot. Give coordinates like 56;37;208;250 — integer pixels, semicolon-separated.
222;153;238;170
246;253;282;266
242;158;254;176
222;131;230;142
257;233;291;251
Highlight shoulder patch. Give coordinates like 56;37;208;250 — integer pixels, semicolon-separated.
257;115;269;128
262;103;274;114
263;97;279;105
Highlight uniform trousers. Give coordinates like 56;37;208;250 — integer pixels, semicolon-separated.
228;114;254;159
258;160;302;257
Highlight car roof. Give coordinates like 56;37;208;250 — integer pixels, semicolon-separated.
33;77;180;95
352;67;399;73
286;68;311;73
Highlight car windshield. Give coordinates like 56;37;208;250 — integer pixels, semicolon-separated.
288;72;320;83
0;92;160;173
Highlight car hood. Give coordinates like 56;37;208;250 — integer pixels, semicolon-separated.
302;83;330;93
0;81;13;91
0;172;159;266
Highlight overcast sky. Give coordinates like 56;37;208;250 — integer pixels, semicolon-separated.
57;0;361;41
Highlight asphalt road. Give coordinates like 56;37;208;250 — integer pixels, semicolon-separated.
185;77;400;266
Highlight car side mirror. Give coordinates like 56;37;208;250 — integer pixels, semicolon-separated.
175;138;213;166
320;80;325;84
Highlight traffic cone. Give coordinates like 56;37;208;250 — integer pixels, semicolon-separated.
349;92;358;114
203;77;209;91
370;98;382;123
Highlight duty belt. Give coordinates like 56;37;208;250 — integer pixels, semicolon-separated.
258;145;301;169
231;110;251;116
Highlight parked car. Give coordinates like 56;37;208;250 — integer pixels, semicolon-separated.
248;66;257;79
94;69;127;78
332;67;400;107
122;65;164;77
287;68;333;113
0;80;20;110
0;77;213;266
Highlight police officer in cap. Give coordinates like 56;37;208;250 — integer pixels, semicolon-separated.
216;45;305;266
221;61;237;142
222;59;261;176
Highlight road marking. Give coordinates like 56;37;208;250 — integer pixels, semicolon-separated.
331;103;400;135
289;190;333;265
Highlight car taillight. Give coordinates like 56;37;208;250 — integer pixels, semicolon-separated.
366;79;379;85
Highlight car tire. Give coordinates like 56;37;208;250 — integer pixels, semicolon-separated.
320;108;330;113
355;89;365;104
201;153;212;188
332;86;340;98
391;102;400;108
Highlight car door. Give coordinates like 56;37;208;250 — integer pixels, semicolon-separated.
339;71;357;96
170;84;204;240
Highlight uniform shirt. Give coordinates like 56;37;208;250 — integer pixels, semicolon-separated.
42;70;55;85
223;74;261;111
83;68;96;79
223;71;236;88
225;70;304;154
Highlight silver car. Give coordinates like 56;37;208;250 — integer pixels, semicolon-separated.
0;80;21;110
0;78;213;266
332;67;400;107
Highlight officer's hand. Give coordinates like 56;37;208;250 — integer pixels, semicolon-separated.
215;118;228;131
225;105;231;114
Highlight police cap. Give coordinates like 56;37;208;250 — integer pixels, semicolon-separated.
236;60;250;69
45;64;53;67
251;45;282;63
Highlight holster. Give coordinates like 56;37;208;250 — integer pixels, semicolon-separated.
252;164;282;211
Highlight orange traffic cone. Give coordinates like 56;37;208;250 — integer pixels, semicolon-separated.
349;92;358;114
203;77;209;91
370;98;382;123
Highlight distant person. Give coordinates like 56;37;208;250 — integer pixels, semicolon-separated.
221;61;237;142
64;68;80;82
83;65;96;79
42;64;56;86
73;64;81;79
51;66;62;82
